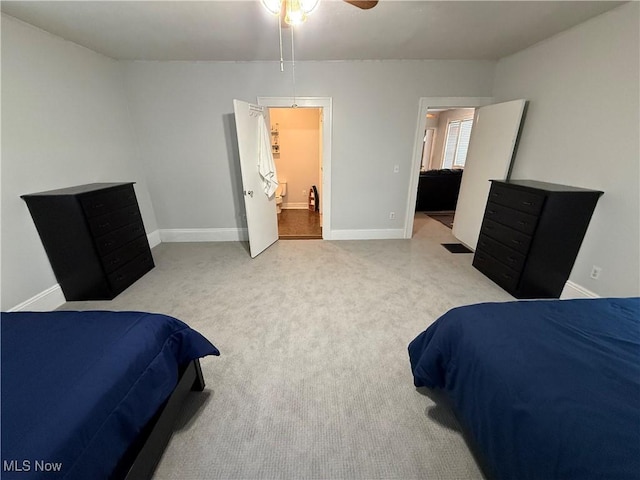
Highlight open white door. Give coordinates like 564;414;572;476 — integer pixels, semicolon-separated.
233;99;279;258
452;99;527;250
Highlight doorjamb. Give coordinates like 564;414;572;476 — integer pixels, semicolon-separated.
258;96;333;240
403;97;494;239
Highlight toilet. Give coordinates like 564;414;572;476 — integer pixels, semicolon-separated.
275;182;287;214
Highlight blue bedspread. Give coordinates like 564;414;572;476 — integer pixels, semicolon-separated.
1;310;219;480
408;298;640;480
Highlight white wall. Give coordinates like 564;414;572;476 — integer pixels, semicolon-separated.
492;2;640;297
122;59;495;233
1;15;158;310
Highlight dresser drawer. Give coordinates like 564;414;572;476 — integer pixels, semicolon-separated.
477;234;526;273
480;219;532;255
484;202;538;235
87;204;142;238
81;185;137;218
100;236;151;274
94;222;146;256
488;184;545;215
107;251;154;295
473;250;520;293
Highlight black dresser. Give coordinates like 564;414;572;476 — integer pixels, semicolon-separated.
22;183;154;301
473;180;603;299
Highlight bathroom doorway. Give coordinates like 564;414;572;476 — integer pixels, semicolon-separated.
258;96;333;240
268;107;322;239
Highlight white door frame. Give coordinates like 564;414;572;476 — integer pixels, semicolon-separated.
403;97;494;239
258;96;333;240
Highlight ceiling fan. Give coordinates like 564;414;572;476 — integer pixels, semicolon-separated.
343;1;378;9
261;0;378;26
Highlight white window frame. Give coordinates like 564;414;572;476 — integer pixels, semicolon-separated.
442;118;474;168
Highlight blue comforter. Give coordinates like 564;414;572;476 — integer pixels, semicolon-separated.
1;310;219;480
408;298;640;480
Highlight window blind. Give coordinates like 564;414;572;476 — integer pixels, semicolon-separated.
454;119;473;167
442;121;460;168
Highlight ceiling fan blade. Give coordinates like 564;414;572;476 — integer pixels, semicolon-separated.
343;1;379;9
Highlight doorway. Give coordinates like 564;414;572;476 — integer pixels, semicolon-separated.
406;97;528;249
258;96;333;240
404;97;494;239
416;107;476;230
268;107;323;239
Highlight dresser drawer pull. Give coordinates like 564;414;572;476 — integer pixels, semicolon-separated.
93;203;104;209
99;222;111;228
109;258;120;265
511;239;522;245
502;273;513;279
517;221;527;226
522;201;533;206
487;210;496;215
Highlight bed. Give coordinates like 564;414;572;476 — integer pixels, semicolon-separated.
1;310;220;480
408;297;640;480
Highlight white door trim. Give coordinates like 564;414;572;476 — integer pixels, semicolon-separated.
258;96;333;240
404;97;494;239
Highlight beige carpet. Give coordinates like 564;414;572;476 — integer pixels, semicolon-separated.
62;214;513;480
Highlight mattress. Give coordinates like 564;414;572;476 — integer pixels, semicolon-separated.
1;310;219;479
408;298;640;480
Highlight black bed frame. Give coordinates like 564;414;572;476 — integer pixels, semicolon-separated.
110;359;206;480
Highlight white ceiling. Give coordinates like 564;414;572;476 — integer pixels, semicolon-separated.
1;1;625;62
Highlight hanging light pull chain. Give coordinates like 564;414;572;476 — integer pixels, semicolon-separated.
291;26;297;107
278;14;284;72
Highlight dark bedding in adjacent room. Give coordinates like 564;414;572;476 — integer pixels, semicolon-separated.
1;310;219;480
408;298;640;480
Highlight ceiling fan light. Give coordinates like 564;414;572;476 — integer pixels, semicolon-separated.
261;0;282;15
285;0;307;25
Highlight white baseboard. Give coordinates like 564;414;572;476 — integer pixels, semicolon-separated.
283;203;309;210
330;229;405;240
8;284;66;312
160;228;248;242
147;230;161;248
560;281;600;299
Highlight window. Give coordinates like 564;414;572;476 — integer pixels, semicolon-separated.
442;118;473;168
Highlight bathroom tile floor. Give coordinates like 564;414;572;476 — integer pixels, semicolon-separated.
278;209;322;239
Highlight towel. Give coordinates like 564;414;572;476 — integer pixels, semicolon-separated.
257;115;278;197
